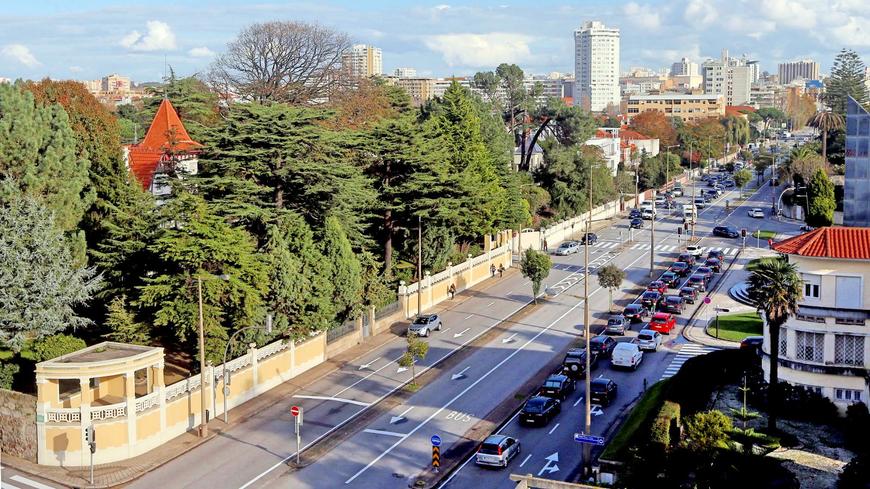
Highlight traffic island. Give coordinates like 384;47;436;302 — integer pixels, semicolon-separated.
705;312;763;342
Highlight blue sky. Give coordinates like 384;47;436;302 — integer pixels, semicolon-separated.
1;1;868;83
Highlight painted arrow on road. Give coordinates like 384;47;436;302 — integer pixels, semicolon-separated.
537;452;560;476
453;328;471;338
451;366;470;380
390;406;413;424
358;357;381;370
592;405;604;416
502;333;517;344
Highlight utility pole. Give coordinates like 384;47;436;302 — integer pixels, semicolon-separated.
197;277;208;437
633;157;640;210
417;215;422;316
649;190;655;277
583;160;593;478
690;143;696;240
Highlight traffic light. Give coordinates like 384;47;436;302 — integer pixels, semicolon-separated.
741;228;747;238
85;425;96;453
677;227;682;235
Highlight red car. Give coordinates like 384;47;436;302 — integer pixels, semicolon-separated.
647;280;668;294
648;312;677;334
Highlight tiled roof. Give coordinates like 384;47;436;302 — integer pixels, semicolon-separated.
619;129;652;141
771;226;870;260
126;98;201;190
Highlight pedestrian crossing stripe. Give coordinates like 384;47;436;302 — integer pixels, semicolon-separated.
659;344;718;380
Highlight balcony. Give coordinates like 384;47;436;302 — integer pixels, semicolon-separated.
795;305;868;326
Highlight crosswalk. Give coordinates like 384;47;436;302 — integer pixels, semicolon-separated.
592;241;740;256
1;474;58;489
660;343;718;380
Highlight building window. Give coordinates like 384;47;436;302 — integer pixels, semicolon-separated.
835;335;865;366
778;329;788;358
795;331;824;363
836;276;863;309
835;388;863;403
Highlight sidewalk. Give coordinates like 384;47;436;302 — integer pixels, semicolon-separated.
2;271;521;488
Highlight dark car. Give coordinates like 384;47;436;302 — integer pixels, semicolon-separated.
723;179;735;188
740;336;764;353
663;295;685;314
589;378;618;406
589;335;617;359
562;348;596;378
704;257;721;273
687;274;707;292
713;225;740;238
605;315;629;335
707;249;725;261
579;233;598;245
679;286;699;304
539;374;576;401
696;266;714;282
677;253;696;267
629;218;644;229
640;291;662;310
520;396;561;426
669;261;690;277
647;280;667;294
623;303;650;323
659;271;679;288
629;208;642;219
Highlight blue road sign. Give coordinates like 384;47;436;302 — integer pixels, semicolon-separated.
431;434;442;447
573;433;605;446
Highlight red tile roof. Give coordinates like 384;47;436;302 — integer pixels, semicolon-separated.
126;99;201;190
771;226;870;260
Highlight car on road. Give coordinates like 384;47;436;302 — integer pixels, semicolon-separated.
723;179;735;188
562;348;597;378
659;271;679;288
662;295;685;314
686;245;704;258
800;225;815;232
693;198;707;209
629;208;642;219
636;329;663;352
589;378;618;406
687;274;708;292
669;261;690;277
654;195;666;206
677;253;697;267
579;233;598;245
589;335;618;359
748;208;764;218
476;435;521;468
519;395;561;426
671;185;683;197
713;225;740;238
605;315;629;335
623;303;650;323
707;249;725;261
408;314;442;337
648;312;677;334
555;241;580;255
740;336;764;354
696;266;715;282
647;280;668;294
629;218;644;229
679;286;699;304
641;208;655;220
539;374;576;401
611;343;643;370
640;291;663;310
704;257;721;273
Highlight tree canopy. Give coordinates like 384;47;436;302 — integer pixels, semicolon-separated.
826;49;869;115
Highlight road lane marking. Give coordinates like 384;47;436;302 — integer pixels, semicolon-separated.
537;452;560;476
502;333;518;344
292;395;370;407
464;315;474;320
441;328;451;334
573;396;584;407
519;453;532;467
451;367;470;381
10;477;54;489
363;429;406;438
335;355;402;397
453;328;471;338
390;406;413;424
358;357;381;370
486;301;495;307
548;423;560;435
2;483;25;489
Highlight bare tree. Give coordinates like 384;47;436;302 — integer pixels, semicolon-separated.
209;21;351;104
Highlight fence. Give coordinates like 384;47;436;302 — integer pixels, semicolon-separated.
326;320;358;344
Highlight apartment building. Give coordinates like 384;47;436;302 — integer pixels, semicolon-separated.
342;44;383;78
383;76;436;106
626;94;725;122
574;21;620;112
769;227;870;411
778;60;820;85
844;96;870;227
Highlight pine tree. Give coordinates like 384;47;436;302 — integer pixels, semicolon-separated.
103;296;150;345
807;168;835;227
826;49;869;115
320;216;363;321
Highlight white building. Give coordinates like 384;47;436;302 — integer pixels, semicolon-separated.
393;67;417;78
703;51;753;106
779;60;820;85
574;21;620;112
767;227;870;412
342;44;383;78
671;57;699;77
585;128;621;175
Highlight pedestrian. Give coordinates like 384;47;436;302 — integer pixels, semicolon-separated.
543;239;548;252
498;264;505;278
490;264;496;277
448;283;456;300
643;378;648;392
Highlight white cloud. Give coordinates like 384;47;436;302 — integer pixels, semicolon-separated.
684;0;717;25
758;0;816;29
188;47;215;58
68;66;83;73
425;32;533;67
830;16;870;47
433;4;451;11
623;2;661;30
1;44;41;67
120;21;176;51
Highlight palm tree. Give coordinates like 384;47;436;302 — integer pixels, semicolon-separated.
808;111;845;164
747;256;803;431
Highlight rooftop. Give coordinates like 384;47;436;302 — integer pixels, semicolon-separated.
629;94;721;101
771;226;870;260
39;342;160;366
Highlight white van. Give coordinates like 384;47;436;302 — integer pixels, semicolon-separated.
682;205;697;224
611;343;643;370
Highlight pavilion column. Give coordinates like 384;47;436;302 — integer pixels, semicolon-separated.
155;362;166;435
35;377;58;465
125;371;137;457
79;377;92;466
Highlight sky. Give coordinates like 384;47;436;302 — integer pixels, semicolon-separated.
1;0;868;83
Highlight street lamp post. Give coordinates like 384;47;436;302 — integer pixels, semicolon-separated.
689;143;696;240
417;215;422;316
196;273;230;438
221;314;273;423
582;155;593;478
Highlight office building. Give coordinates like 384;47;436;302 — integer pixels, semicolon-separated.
671;57;699;77
342;44;383;78
383;76;435;106
393;67;417;78
844;96;870;227
574;21;620;112
778;60;820;85
626;94;725;122
702;51;753;106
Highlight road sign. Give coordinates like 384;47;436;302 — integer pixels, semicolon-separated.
430;434;442;447
703;296;711;304
432;445;441;469
716;307;731;313
573;433;606;446
290;405;300;417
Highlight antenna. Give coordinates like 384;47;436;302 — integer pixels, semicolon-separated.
163;55;168;99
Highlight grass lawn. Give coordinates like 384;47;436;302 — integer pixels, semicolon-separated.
752;230;776;239
600;378;670;461
709;312;763;342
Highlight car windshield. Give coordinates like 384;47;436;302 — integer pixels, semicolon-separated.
607;318;622;325
625;305;640;312
672;262;686;268
479;442;503;455
667;297;681;303
591;382;608;392
524;399;546;413
681;288;694;294
642;292;658;299
413;317;429;324
638;334;653;341
543;380;562;389
690;276;702;282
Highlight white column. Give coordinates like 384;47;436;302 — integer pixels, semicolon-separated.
249;345;259;388
425;271;432;309
823;333;836;364
78;377;91;467
156;362;166;435
125;371;137;457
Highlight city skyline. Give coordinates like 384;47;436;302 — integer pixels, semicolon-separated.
1;0;868;83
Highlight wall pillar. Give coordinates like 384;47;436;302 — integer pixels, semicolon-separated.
156;362;166;435
367;304;376;337
425;271;432;309
823;333;836;364
124;371;137;457
399;281;408;319
465;254;473;287
35;377;54;464
249;346;258;389
78;377;91;467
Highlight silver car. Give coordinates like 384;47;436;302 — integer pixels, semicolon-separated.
555;241;580;255
407;314;442;337
636;329;663;352
475;434;521;468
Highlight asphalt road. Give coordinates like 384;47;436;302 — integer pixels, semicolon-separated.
1;467;60;489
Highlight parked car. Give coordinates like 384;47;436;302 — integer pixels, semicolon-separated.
640;291;663;310
623;303;650;323
630;218;644;229
648;312;677;334
686;245;704;258
647;280;668;294
696;266;715;282
605;315;629;335
662;295;685;314
579;233;598;245
636;329;663;352
723;179;735;188
408;314;442;337
687;274;707;292
748;208;764;218
589;378;619;406
476;435;521;468
679;286;699;304
677;253;697;267
539;374;576;401
693;198;707;209
659;271;679;288
561;348;596;378
707;249;725;261
705;257;722;273
669;261;690;277
629;208;642;219
740;336;764;353
611;343;644;370
800;225;815;232
713;225;740;238
519;396;561;426
555;241;580;255
589;335;617;359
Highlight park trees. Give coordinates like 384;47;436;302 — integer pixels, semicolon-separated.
597;264;625;311
806;168;835;227
521;249;552;304
629;111;677;146
826;49;869;115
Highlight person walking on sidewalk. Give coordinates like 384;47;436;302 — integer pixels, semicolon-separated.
448;283;456;300
543;239;548;252
498;264;505;278
490;264;496;277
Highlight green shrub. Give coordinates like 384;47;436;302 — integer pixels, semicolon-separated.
668;349;755;414
839;452;870;489
0;363;19;389
845;402;870;454
683;410;732;452
33;334;86;362
651;401;681;449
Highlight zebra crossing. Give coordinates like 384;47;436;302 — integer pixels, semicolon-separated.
591;241;739;256
1;473;59;489
660;343;718;380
